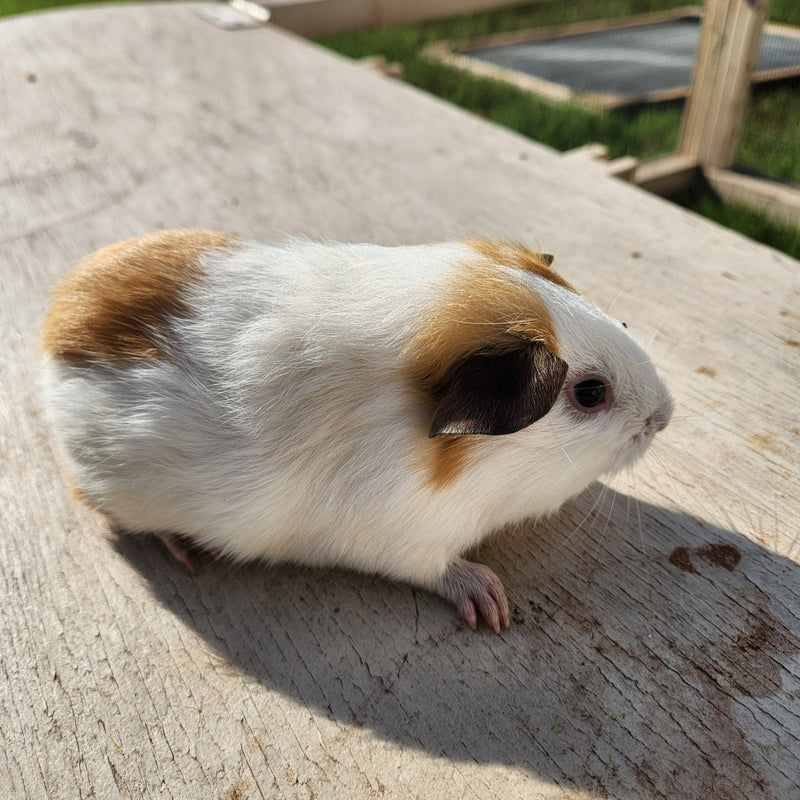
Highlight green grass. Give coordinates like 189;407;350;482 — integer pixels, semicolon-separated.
1;0;103;15
739;82;800;185
687;188;800;260
770;0;800;27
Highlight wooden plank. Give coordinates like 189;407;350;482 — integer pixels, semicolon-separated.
2;4;800;799
678;0;771;168
563;143;610;162
706;166;800;229
562;145;639;182
270;0;535;37
604;155;638;181
634;153;700;196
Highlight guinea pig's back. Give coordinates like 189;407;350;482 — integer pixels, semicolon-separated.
40;231;254;538
40;232;460;562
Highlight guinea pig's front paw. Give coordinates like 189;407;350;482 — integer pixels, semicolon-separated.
156;532;221;574
436;558;510;633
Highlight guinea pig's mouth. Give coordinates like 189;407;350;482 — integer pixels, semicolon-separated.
606;435;651;476
607;403;672;475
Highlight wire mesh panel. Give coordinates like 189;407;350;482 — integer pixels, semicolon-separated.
450;9;800;110
465;16;702;100
737;10;800;187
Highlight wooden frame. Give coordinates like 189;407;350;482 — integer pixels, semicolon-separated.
426;0;800;223
678;0;771;168
424;7;707;110
705;166;800;228
425;4;799;113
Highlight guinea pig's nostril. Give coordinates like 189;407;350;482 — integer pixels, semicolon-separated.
645;408;670;434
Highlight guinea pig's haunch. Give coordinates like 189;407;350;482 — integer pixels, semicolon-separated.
41;231;673;632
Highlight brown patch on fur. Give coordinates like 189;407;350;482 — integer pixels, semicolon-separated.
408;253;563;489
428;436;473;490
69;486;96;508
407;262;561;393
466;239;576;292
69;485;115;522
42;230;238;363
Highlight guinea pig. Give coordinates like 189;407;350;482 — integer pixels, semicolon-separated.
41;230;673;632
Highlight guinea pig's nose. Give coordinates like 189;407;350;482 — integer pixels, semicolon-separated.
645;401;672;434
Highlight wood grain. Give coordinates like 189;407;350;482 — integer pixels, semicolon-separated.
2;4;799;798
679;0;771;168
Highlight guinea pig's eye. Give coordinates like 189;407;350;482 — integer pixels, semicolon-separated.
574;379;605;407
570;378;610;412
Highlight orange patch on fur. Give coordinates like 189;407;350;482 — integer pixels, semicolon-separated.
466;240;576;292
69;486;106;514
428;436;473;491
67;481;116;522
408;252;563;489
407;261;560;393
42;230;238;363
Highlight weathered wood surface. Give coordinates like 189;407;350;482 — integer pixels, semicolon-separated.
2;4;799;798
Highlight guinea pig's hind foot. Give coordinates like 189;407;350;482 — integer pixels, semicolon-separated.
435;558;509;633
157;532;220;574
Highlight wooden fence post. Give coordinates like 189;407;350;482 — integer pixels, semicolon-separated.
678;0;771;169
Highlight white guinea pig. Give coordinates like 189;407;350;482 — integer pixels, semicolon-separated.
42;230;673;631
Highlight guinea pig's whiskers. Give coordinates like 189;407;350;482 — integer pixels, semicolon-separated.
658;410;691;422
650;439;735;529
558;443;580;473
606;289;625;316
644;446;685;506
613;466;650;574
589;481;618;563
645;320;667;350
643;442;768;561
556;481;608;552
632;476;650;574
783;507;800;559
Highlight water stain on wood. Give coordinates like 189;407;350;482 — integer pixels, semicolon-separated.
696;543;741;572
221;779;251;800
667;541;798;698
748;432;784;455
669;542;741;574
723;610;800;698
695;365;717;378
669;546;698;574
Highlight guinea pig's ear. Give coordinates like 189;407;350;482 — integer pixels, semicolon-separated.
429;341;568;437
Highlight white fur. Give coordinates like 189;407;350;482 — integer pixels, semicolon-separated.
43;239;673;593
